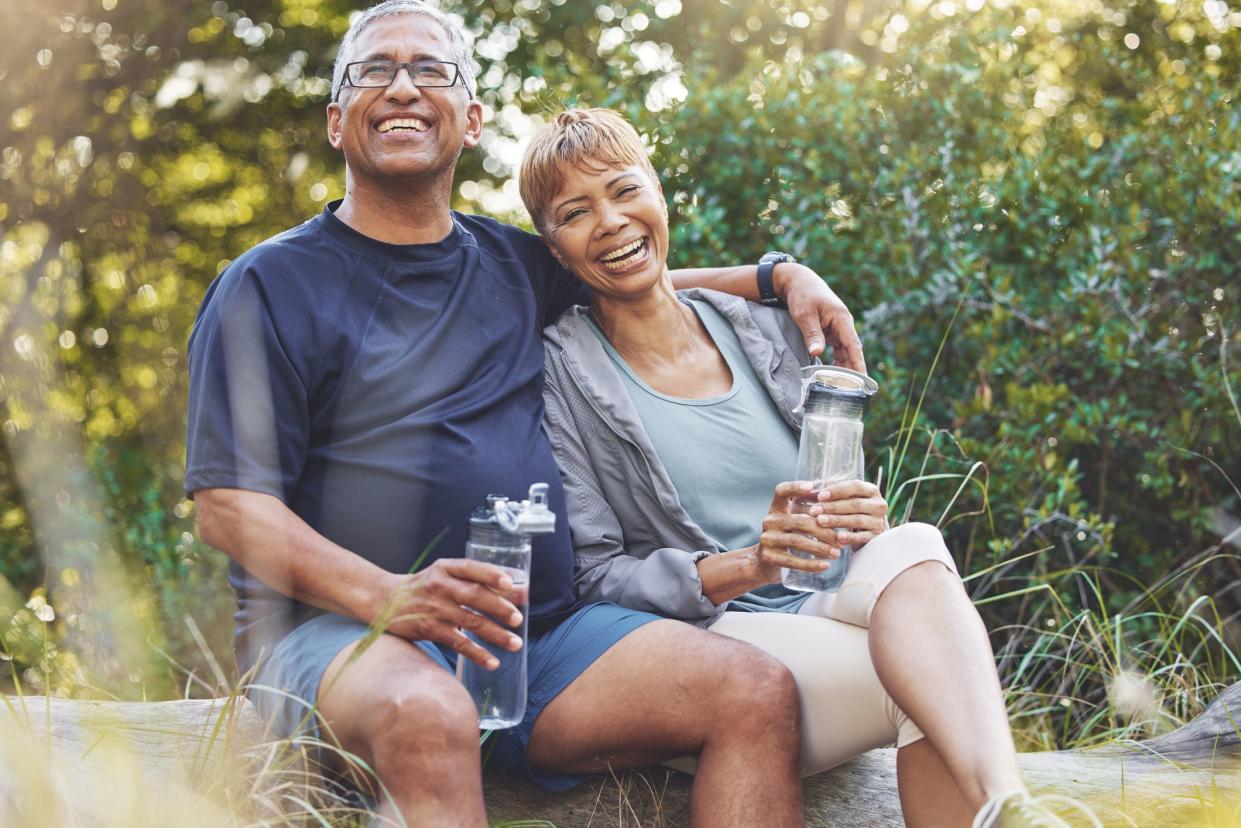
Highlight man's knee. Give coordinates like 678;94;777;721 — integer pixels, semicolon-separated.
364;677;480;763
711;642;800;729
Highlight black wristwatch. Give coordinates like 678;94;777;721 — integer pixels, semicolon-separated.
757;252;796;307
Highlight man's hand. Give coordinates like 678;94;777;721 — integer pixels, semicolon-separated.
378;559;525;670
774;262;866;372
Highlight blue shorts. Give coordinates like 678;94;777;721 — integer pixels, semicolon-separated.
247;602;661;791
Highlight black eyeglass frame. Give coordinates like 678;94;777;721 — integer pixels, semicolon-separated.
334;59;472;101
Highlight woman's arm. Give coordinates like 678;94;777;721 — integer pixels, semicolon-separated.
698;480;891;604
543;365;721;620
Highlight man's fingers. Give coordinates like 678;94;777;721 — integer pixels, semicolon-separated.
438;557;515;590
828;322;868;374
451;608;523;652
791;306;826;358
447;579;523;628
440;624;502;670
825;312;866;373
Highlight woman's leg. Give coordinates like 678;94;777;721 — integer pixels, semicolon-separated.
706;611;907;776
811;522;1025;821
869;553;1025;808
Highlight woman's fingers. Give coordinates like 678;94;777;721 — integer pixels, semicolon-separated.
762;549;833;572
812;512;887;534
813;495;888;518
833;529;882;548
760;530;840;560
770;480;815;511
764;512;841;544
817;480;881;500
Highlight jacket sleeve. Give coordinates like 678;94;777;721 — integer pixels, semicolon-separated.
542;362;722;620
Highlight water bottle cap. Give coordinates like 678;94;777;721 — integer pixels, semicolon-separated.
470;499;508;530
469;484;556;536
513;483;556;534
796;365;878;414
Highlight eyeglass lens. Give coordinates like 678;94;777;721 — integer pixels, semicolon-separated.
348;60;458;87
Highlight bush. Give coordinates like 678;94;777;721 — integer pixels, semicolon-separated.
641;5;1240;623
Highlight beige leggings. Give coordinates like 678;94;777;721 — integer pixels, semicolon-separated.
672;522;959;776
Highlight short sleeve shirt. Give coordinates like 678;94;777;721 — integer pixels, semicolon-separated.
185;202;586;666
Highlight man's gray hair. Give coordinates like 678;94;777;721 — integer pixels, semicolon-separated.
331;1;476;100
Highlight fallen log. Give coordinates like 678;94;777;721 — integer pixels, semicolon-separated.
2;683;1239;826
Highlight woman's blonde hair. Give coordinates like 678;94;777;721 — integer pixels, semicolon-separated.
519;108;659;236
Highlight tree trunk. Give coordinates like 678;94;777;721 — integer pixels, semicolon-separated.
3;683;1240;826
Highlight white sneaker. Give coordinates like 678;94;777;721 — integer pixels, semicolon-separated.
972;790;1103;828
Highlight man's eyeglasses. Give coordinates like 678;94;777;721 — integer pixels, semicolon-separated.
336;60;470;100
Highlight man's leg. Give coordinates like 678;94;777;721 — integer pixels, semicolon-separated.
315;634;487;828
527;619;804;828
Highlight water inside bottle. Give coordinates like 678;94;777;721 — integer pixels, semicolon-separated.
457;563;530;729
781;494;852;593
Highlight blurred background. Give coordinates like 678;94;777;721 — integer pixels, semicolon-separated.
0;0;1238;753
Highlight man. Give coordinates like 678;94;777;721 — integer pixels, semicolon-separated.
187;2;864;825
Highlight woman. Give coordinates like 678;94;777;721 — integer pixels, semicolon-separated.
519;109;1093;828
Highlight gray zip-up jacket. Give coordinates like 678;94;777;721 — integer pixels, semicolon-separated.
541;288;813;626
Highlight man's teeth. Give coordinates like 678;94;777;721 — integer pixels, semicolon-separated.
600;238;646;269
377;118;430;133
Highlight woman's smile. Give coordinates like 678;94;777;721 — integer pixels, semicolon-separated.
597;236;650;272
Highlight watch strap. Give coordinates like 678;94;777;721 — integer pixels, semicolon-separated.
757;252;795;307
757;259;780;306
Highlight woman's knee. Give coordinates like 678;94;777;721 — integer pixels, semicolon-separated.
872;523;959;577
882;521;948;555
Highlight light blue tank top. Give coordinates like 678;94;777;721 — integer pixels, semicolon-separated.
588;299;809;613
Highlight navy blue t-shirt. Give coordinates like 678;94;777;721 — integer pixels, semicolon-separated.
185;202;587;668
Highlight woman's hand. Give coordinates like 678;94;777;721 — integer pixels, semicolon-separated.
805;479;889;550
748;481;847;584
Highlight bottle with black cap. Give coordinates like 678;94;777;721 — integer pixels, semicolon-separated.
782;366;879;592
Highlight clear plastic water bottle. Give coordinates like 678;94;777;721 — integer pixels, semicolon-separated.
782;366;879;593
456;483;556;729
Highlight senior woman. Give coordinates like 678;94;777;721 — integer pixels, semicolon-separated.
518;109;1088;828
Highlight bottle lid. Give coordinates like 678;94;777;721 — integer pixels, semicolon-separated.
470;501;506;530
470;484;556;536
799;364;878;412
513;483;556;534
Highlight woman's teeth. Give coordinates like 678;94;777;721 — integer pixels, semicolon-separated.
600;238;647;270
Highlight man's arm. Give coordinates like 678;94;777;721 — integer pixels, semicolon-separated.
669;261;866;373
194;487;523;668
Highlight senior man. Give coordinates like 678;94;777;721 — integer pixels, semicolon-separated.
186;2;864;825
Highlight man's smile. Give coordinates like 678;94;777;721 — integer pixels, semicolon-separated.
376;115;432;134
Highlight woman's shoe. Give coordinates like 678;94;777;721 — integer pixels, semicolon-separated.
972;790;1103;828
